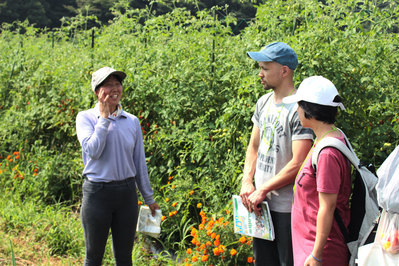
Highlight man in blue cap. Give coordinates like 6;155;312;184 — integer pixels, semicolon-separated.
240;42;313;266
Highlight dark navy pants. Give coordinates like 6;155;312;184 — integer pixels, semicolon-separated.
253;211;293;266
81;178;138;266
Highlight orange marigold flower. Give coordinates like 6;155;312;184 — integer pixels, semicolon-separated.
173;210;177;215
207;221;214;229
191;228;197;236
13;151;19;155
214;239;220;247
172;202;177;207
168;175;174;180
199;210;205;217
206;230;212;236
248;257;254;263
165;197;170;202
34;168;38;172
15;155;20;159
186;248;192;254
138;201;143;205
192;256;198;262
216;234;220;240
230;249;237;256
199;224;204;230
226;209;231;214
211;232;216;239
197;203;202;208
219;245;226;253
189;190;194;195
161;216;166;221
206;241;212;247
172;184;175;189
6;155;11;160
169;212;174;217
203;249;208;255
33;173;37;176
213;247;221;256
200;244;205;250
201;255;209;262
239;236;247;244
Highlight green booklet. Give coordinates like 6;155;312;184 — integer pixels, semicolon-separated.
232;195;275;240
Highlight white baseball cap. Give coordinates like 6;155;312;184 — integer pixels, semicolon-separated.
91;67;126;91
283;76;345;110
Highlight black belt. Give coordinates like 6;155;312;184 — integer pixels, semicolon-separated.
84;176;135;185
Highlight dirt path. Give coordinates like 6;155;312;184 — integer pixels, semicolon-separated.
0;229;83;265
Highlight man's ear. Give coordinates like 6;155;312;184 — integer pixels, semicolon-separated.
281;65;290;77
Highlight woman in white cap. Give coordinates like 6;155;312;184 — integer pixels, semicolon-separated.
283;76;350;266
76;67;160;265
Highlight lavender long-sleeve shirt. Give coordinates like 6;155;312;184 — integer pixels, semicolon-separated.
76;105;155;205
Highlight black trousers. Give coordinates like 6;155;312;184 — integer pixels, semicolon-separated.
253;211;293;266
81;178;138;266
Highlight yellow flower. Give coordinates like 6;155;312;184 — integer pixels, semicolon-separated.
165;198;170;202
192;256;198;262
239;236;247;244
189;190;194;195
172;202;177;207
197;203;202;208
186;248;192;254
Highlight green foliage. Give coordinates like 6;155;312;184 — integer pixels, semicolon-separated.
0;0;398;262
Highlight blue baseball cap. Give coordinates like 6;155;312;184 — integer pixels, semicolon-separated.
247;42;298;70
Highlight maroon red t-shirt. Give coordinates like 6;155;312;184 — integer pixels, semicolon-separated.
292;135;351;265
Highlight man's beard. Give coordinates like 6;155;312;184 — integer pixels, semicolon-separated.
263;83;275;91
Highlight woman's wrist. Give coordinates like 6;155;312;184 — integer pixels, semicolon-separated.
311;253;322;263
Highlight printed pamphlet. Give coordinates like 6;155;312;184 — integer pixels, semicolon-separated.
233;195;275;240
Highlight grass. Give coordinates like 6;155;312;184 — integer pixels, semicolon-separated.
0;190;175;265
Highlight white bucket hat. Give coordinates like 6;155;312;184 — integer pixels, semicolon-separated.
283;75;345;110
91;67;126;91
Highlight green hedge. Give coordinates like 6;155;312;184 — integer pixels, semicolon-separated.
0;0;398;260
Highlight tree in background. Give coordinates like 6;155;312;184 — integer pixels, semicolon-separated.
0;0;77;28
0;0;261;31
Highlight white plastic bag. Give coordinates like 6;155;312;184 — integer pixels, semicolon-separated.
136;206;162;238
357;210;399;266
357;243;399;266
375;210;399;254
376;145;399;213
